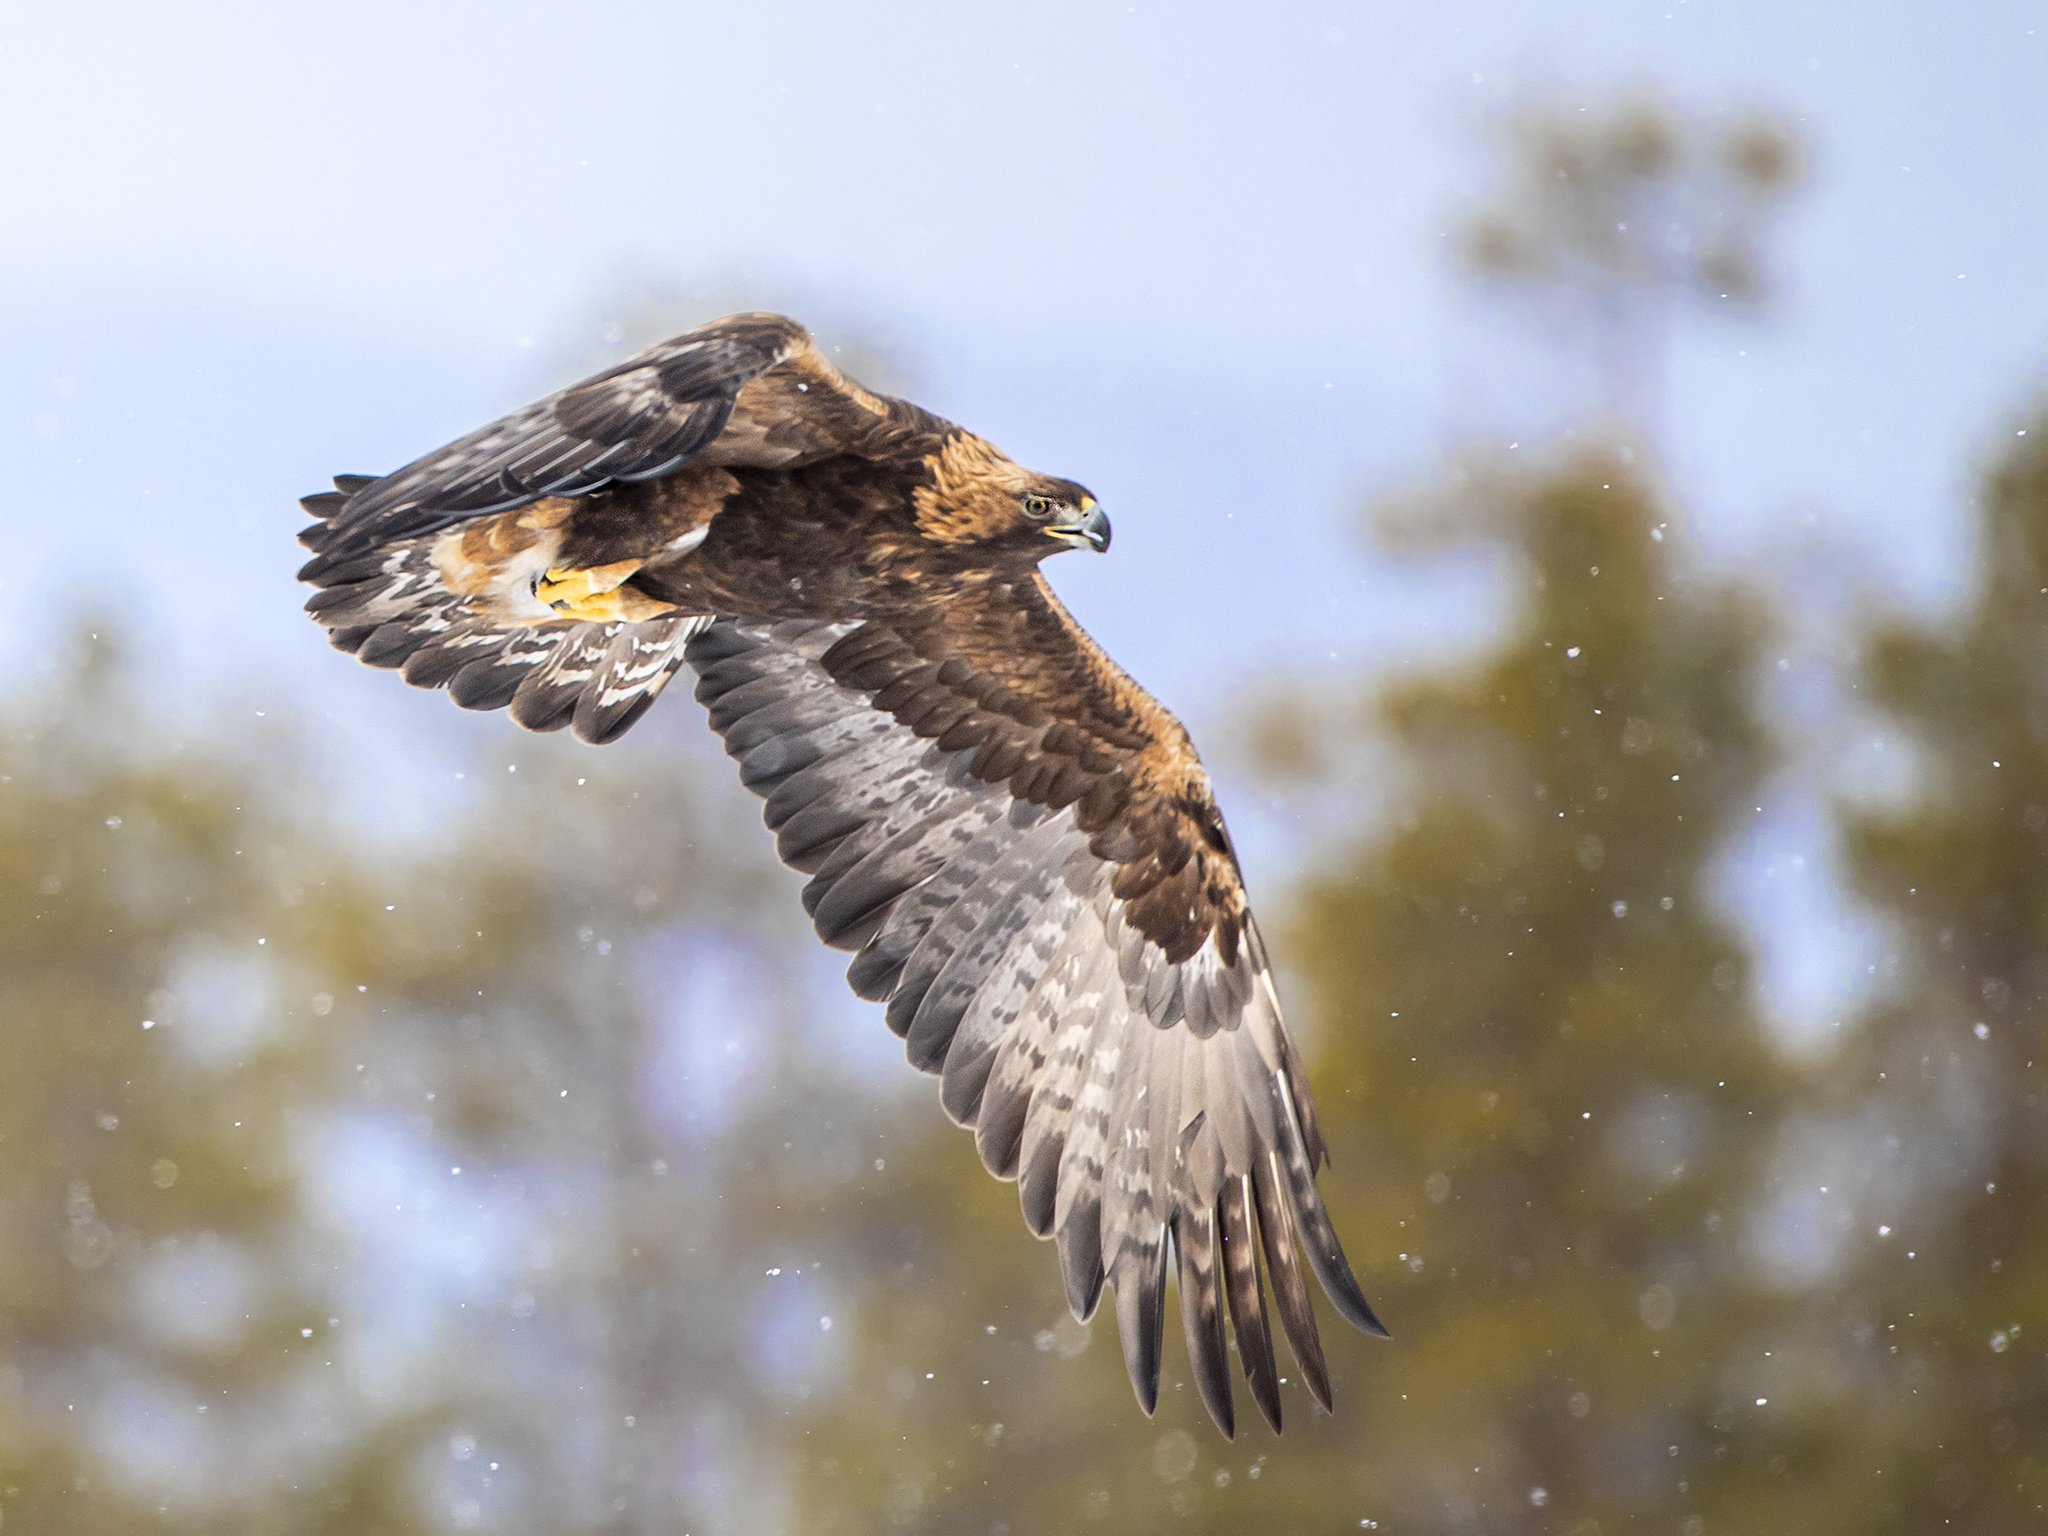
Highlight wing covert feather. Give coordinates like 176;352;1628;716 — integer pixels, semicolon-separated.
301;313;903;577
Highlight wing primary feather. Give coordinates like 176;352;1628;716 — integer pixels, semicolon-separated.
1049;950;1128;1320
817;790;1006;958
1251;1152;1333;1413
883;802;1048;1038
1111;1233;1170;1417
1101;1019;1168;1415
1220;1175;1283;1433
861;803;1033;993
1018;1124;1064;1240
937;887;1083;1124
903;817;1075;1073
973;1058;1032;1177
448;663;528;713
356;621;429;669
1176;1210;1236;1438
1056;1190;1104;1318
1271;1075;1390;1339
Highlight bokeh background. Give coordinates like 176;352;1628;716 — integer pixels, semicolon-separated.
5;3;2048;1532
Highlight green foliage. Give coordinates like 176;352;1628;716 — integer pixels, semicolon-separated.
1459;94;1802;435
1821;412;2048;1532
1461;97;1801;315
1;635;332;1529
0;631;803;1533
1289;453;1786;1531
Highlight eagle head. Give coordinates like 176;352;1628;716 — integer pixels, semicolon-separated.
1016;478;1111;557
914;436;1110;563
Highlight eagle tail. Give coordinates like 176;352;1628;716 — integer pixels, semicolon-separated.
300;487;705;744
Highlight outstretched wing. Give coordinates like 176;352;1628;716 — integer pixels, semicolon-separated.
686;581;1383;1437
298;311;902;580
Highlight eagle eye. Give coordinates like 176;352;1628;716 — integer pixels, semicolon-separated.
1021;494;1055;521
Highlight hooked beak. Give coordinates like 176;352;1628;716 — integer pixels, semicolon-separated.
1045;497;1112;554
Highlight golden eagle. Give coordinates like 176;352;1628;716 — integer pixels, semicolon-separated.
298;313;1383;1435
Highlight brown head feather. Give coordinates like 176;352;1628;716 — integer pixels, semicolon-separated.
912;433;1039;544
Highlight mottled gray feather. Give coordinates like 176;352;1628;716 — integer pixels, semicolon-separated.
683;618;1379;1437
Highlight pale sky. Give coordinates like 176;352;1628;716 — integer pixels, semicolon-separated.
7;0;2044;687
3;3;2045;1024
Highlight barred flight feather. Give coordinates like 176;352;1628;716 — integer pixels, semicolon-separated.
687;618;1384;1438
299;501;705;745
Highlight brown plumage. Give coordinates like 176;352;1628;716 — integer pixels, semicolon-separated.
298;312;1384;1435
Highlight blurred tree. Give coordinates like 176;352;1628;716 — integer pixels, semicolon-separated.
1281;454;1796;1534
1460;96;1801;438
0;627;350;1533
0;629;810;1535
1814;410;2048;1532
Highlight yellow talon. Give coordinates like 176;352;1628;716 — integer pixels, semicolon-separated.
531;560;675;624
535;558;640;611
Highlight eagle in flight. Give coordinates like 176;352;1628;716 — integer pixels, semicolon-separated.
298;313;1383;1436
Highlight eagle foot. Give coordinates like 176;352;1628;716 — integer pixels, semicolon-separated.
531;560;673;624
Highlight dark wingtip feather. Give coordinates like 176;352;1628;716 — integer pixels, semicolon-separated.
302;552;391;587
1112;1247;1168;1416
1220;1176;1283;1434
449;658;528;712
973;1079;1030;1180
508;680;580;734
401;642;473;690
1018;1135;1062;1237
1056;1196;1105;1327
938;1043;995;1126
843;946;903;1002
1273;1123;1389;1339
1057;1202;1105;1321
572;689;659;745
304;582;367;619
297;546;364;583
333;473;379;494
1176;1216;1236;1439
356;621;429;670
1253;1155;1333;1412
